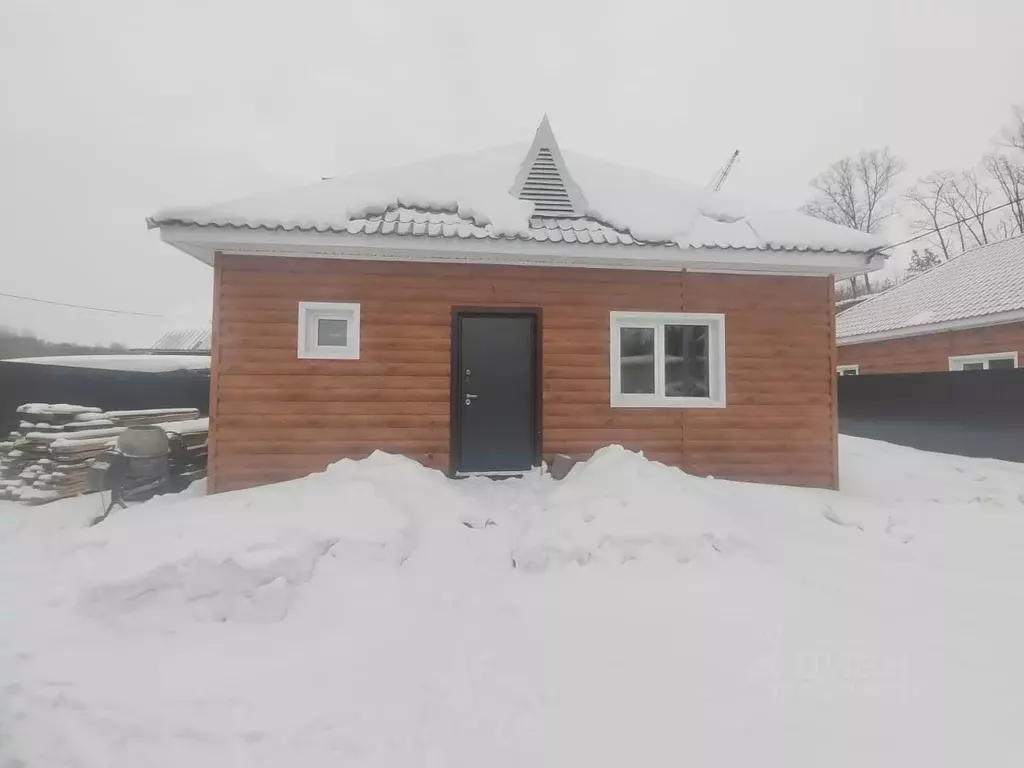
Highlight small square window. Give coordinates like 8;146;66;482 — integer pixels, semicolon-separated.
298;302;360;359
610;312;726;408
317;318;349;347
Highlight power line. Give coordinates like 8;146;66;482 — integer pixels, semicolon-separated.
879;196;1024;252
0;291;163;318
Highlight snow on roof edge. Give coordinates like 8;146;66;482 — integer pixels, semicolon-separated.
150;137;886;255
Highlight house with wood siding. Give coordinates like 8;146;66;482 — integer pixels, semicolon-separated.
148;118;884;493
837;235;1024;375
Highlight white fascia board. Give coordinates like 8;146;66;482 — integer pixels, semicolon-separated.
159;224;882;278
838;308;1024;346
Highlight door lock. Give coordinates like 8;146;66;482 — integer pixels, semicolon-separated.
465;393;479;406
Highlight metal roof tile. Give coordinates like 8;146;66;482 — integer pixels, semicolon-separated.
837;235;1024;340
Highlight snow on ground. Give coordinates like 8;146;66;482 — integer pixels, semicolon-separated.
2;437;1024;767
2;355;211;372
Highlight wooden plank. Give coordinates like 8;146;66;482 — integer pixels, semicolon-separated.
217;442;448;458
219;427;446;442
218;400;450;416
225;269;679;297
218;374;448;390
546;443;682;457
222;255;674;284
217;361;452;377
219;348;450;365
217;414;448;429
209;255;223;493
827;278;839;489
546;402;825;420
218;452;450;473
217;388;449;404
544;427;683;441
725;392;833;406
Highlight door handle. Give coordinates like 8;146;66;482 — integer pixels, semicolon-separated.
464;393;479;405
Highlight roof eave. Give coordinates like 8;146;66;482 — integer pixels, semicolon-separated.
838;307;1024;345
158;223;884;278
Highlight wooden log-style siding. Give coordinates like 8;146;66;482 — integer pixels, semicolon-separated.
210;254;838;492
837;322;1024;374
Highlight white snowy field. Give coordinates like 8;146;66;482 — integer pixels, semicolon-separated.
2;437;1024;767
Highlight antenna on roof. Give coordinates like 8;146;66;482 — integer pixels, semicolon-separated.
708;150;740;192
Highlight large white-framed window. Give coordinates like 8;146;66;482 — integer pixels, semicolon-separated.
297;301;361;359
948;351;1018;371
610;311;726;408
837;365;860;376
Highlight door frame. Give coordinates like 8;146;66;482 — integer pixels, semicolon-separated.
449;307;543;477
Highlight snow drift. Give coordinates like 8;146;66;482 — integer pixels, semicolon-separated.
3;438;1024;767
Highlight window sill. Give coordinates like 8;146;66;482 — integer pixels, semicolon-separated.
297;348;359;360
611;395;727;409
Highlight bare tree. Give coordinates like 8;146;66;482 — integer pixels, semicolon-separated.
985;154;1024;235
1000;104;1024;152
903;167;1003;258
903;174;955;259
941;169;994;249
801;148;905;294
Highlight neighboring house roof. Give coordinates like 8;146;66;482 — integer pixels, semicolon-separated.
837;234;1024;344
150;118;886;277
152;327;212;352
835;296;869;314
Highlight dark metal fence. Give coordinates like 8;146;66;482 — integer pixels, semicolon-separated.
0;362;210;435
838;369;1024;462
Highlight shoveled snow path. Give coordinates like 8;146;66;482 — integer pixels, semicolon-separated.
2;437;1024;767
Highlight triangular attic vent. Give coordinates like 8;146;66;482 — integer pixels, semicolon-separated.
511;116;587;218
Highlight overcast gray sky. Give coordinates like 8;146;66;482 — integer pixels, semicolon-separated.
2;0;1022;346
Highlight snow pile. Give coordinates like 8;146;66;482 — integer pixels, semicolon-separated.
3;438;1024;766
509;446;743;571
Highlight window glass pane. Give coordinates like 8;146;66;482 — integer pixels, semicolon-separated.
989;357;1015;370
317;317;349;347
664;324;710;397
619;327;655;394
961;362;985;371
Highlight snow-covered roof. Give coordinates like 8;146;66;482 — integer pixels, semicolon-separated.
150;121;883;257
2;355;212;373
152;327;212;352
837;234;1024;344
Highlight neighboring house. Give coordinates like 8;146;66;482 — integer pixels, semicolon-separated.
150;326;213;355
837;235;1024;374
148;118;884;493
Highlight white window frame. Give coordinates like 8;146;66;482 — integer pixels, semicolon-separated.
837;365;860;376
297;301;361;360
948;351;1018;371
609;311;726;408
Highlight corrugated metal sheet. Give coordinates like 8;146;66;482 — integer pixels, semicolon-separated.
152;328;212;352
837;235;1024;339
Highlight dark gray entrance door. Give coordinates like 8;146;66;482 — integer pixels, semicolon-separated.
454;312;537;474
